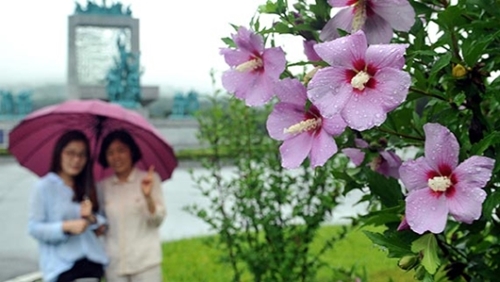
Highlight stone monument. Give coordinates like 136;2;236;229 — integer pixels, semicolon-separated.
67;0;158;106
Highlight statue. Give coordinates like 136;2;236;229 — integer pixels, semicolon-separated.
0;90;15;115
16;90;33;115
171;93;187;118
74;0;132;16
105;36;142;109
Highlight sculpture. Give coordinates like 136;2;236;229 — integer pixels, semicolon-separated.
105;36;142;109
16;90;33;115
171;93;187;118
0;90;15;115
74;0;132;17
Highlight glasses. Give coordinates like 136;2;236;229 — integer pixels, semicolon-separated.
63;150;87;160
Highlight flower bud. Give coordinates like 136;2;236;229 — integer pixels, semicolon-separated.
398;255;419;270
452;64;468;78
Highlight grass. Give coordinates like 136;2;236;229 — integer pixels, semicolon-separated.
161;225;416;282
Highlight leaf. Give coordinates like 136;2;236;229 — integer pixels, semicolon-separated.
430;53;452;79
366;170;403;208
411;234;441;274
363;231;413;258
470;131;500;155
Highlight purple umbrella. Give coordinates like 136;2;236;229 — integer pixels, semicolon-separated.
9;99;177;182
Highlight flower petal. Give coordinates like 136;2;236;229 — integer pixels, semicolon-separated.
366;44;409;70
220;49;252;66
370;68;411;112
266;102;305;141
262;47;287;79
309;129;338;168
406;188;448;234
221;69;257;98
377;150;403;178
341;94;387;131
371;0;416;32
399;157;434;192
453;156;495;187
274;78;307;105
321;114;347;136
328;0;352;6
303;40;322;62
319;8;354;42
243;75;276;106
315;30;366;68
423;123;459;172
342;148;365;166
233;26;263;54
362;14;394;44
280;134;313;169
307;67;352;117
447;183;486;224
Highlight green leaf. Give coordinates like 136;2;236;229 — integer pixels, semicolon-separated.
430;53;452;79
411;234;441;274
363;231;413;258
470;131;500;155
366;170;403;208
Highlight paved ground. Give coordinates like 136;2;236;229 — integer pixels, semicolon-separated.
0;157;367;281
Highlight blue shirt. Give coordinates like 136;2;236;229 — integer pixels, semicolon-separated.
28;173;109;282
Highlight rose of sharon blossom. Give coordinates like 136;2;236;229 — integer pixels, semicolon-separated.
303;40;322;62
399;123;495;234
307;30;410;131
220;27;286;106
320;0;416;44
267;78;346;169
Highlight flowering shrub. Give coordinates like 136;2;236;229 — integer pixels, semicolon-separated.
217;0;500;280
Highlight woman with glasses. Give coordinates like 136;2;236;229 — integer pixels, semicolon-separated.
28;130;108;282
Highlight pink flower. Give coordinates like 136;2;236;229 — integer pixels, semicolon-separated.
320;0;416;44
266;78;346;169
370;150;402;179
220;27;286;106
399;123;495;234
307;30;410;131
342;138;402;178
303;40;322;62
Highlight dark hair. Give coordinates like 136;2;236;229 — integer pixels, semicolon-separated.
49;130;98;212
98;129;142;168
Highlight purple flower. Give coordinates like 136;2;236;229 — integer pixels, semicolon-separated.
399;123;495;234
342;138;402;178
370;149;402;179
220;27;286;106
307;30;410;131
303;40;322;62
320;0;416;44
267;78;346;169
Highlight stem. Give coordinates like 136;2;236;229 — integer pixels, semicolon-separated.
410;87;448;102
378;127;424;141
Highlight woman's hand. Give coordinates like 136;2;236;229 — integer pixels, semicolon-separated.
141;166;155;198
62;219;89;235
80;198;92;218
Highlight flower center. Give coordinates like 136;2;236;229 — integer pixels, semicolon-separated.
284;118;321;134
351;71;370;90
428;176;452;192
352;0;367;32
236;57;263;72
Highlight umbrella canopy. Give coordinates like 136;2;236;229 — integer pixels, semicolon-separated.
9;99;177;181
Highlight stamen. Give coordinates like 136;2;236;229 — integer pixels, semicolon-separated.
352;0;367;32
428;176;452;192
284;118;321;134
351;71;370;90
236;57;263;72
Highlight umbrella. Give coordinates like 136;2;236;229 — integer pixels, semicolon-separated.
8;99;177;182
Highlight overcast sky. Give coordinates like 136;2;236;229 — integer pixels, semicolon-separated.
0;0;307;93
